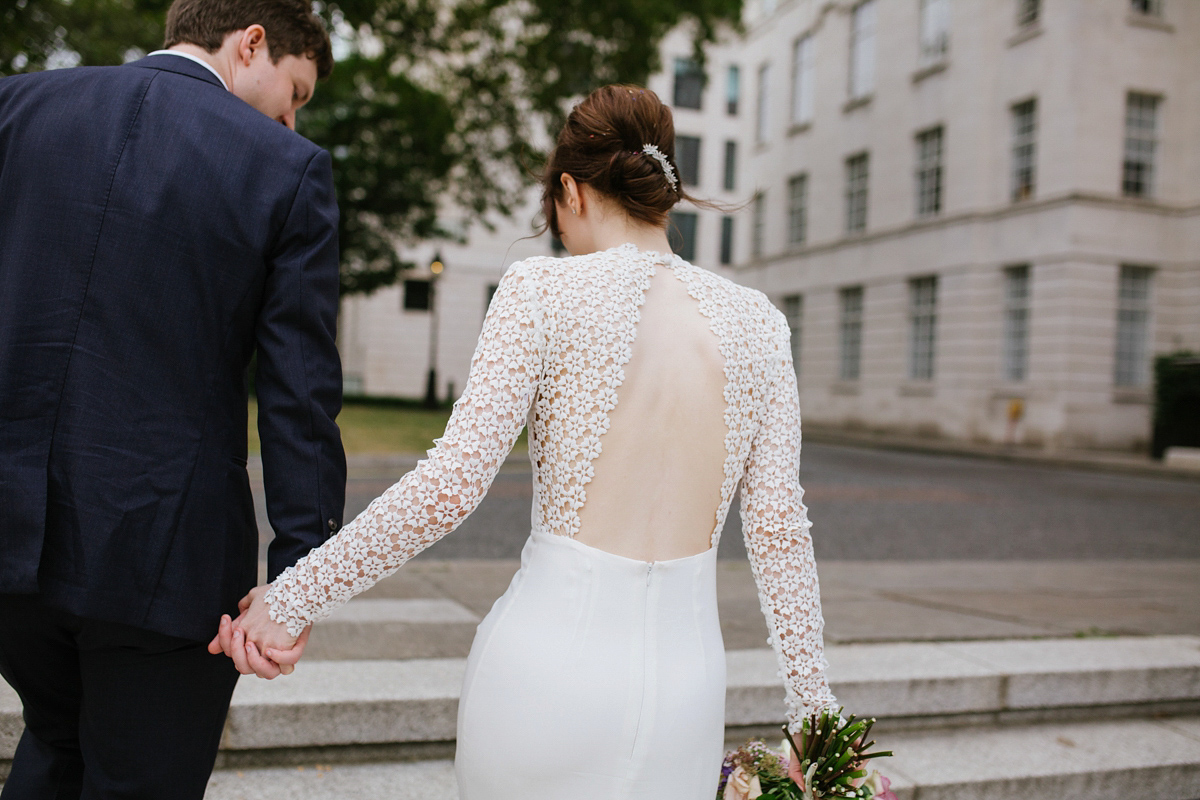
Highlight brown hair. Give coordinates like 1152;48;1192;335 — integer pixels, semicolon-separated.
542;85;703;239
164;0;333;80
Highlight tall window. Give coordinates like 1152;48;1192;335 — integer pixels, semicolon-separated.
673;58;704;110
849;0;877;100
752;192;766;258
790;34;815;126
908;277;938;381
726;65;741;116
756;63;771;144
676;135;701;186
1130;0;1163;15
720;216;735;265
1002;265;1030;382
1011;99;1037;202
783;295;803;376
919;0;950;64
723;140;738;191
668;211;698;262
1114;266;1154;387
845;153;869;234
915;126;944;217
839;287;864;381
787;174;808;245
1123;93;1160;198
1016;0;1040;27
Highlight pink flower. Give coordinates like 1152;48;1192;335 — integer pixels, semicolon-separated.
862;770;898;800
723;766;763;800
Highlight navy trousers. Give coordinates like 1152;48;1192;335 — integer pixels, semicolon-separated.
0;595;238;799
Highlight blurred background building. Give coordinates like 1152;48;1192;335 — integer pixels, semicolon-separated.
338;0;1200;451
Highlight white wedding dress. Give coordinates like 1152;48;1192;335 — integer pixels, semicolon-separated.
264;243;837;798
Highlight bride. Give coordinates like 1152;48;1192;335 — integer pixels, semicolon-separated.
212;84;838;798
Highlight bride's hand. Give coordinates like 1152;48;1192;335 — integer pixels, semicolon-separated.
207;586;310;678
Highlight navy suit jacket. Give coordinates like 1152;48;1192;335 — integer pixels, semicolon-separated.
0;55;347;641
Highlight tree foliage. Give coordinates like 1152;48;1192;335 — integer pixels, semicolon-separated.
2;0;743;295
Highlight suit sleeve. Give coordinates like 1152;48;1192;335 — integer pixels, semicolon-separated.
254;148;347;580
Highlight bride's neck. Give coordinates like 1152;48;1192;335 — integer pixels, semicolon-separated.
587;217;674;257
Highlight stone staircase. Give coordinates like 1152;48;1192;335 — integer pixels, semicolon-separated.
4;634;1200;798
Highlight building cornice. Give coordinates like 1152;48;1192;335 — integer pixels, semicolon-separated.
736;192;1200;272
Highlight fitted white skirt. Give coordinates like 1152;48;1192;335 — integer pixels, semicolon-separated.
454;527;726;799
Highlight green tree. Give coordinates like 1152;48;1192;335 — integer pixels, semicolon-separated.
2;0;743;295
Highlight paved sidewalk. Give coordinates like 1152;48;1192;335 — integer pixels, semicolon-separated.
801;424;1200;480
297;557;1200;661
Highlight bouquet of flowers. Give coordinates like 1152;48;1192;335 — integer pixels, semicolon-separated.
717;708;895;800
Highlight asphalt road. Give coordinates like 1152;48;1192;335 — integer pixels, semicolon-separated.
255;442;1200;562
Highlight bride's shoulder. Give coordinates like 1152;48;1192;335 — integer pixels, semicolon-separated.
503;250;614;283
676;262;786;328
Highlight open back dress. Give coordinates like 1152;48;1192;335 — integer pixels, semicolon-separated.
264;243;838;798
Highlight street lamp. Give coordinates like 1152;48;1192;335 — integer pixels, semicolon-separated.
423;252;444;409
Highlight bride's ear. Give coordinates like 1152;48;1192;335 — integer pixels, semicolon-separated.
560;173;582;217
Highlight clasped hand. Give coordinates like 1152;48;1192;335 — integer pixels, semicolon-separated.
206;585;311;679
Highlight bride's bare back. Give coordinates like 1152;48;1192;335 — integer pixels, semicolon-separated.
575;266;727;561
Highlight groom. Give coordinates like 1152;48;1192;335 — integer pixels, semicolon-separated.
0;0;346;796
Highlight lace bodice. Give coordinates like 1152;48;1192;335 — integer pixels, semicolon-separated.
265;243;837;728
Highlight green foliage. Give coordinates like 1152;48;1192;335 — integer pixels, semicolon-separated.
2;0;743;296
299;53;458;295
2;0;170;73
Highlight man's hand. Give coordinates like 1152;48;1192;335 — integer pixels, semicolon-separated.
207;585;310;679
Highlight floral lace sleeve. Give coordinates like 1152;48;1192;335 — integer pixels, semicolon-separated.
739;312;838;733
264;262;543;636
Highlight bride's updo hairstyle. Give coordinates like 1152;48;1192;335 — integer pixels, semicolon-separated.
542;85;698;239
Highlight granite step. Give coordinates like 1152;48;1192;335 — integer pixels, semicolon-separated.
200;715;1200;800
6;634;1198;769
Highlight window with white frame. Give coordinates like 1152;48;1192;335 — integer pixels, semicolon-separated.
783;294;803;376
676;135;701;186
1011;99;1037;202
1002;266;1031;382
845;153;869;234
726;65;741;116
1114;266;1154;387
790;34;815;126
849;0;877;100
673;58;704;109
908;276;938;381
1123;93;1160;198
723;140;738;191
752;192;766;258
1016;0;1040;27
1130;0;1163;16
720;216;735;265
919;0;950;64
756;62;771;144
915;126;944;217
787;173;808;245
839;287;864;381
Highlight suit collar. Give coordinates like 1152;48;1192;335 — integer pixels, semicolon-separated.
128;53;226;91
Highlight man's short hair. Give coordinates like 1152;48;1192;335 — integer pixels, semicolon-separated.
164;0;333;80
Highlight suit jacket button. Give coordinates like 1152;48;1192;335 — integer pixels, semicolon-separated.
328;519;338;531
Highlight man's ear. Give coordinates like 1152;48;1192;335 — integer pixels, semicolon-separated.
237;24;268;66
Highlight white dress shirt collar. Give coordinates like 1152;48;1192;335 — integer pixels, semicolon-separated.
147;50;229;91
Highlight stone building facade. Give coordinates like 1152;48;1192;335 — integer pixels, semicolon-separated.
338;0;1200;451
